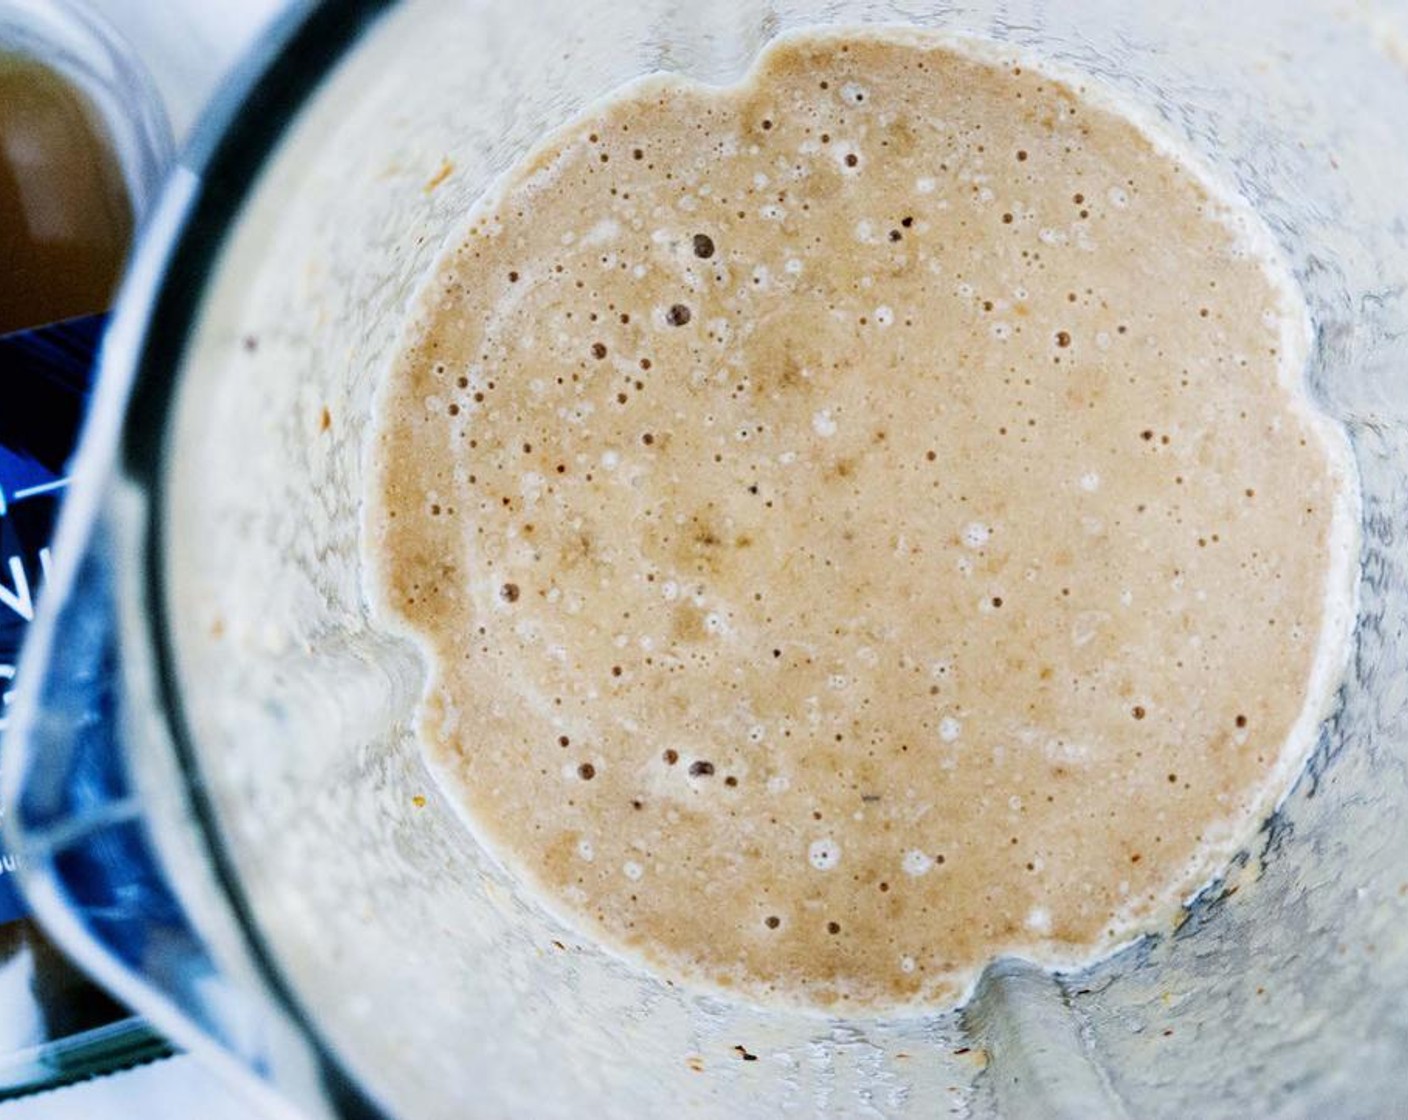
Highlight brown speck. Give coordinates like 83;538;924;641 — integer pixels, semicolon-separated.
508;270;519;283
827;921;841;935
242;334;259;353
1133;705;1146;720
1235;714;1248;728
558;735;570;747
725;775;739;787
764;915;780;929
1055;330;1071;348
1141;429;1155;441
1002;212;1014;224
318;406;331;433
577;762;596;781
686;1057;705;1073
424;159;454;192
689;760;716;777
844;153;858;167
991;597;1003;608
500;583;520;603
1016;150;1028;161
693;233;715;259
642;432;655;446
667;303;692;326
411;795;427;808
663;749;679;765
592;342;607;359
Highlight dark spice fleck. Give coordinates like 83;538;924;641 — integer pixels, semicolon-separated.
667;303;692;326
764;915;781;929
689;760;716;777
500;583;520;603
592;342;608;359
577;762;596;780
827;921;841;935
692;233;715;259
663;749;679;765
1056;330;1071;347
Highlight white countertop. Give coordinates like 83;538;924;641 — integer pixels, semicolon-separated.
0;1055;263;1119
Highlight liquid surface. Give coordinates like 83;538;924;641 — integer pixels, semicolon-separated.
369;29;1355;1009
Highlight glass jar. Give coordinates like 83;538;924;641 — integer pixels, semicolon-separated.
0;0;172;1097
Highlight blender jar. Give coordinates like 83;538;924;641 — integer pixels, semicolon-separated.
6;0;1408;1116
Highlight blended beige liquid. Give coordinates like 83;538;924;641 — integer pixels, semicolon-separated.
369;29;1356;1009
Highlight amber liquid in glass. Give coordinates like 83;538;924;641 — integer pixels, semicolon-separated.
0;52;132;334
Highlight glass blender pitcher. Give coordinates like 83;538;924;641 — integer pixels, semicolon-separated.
6;0;1408;1116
